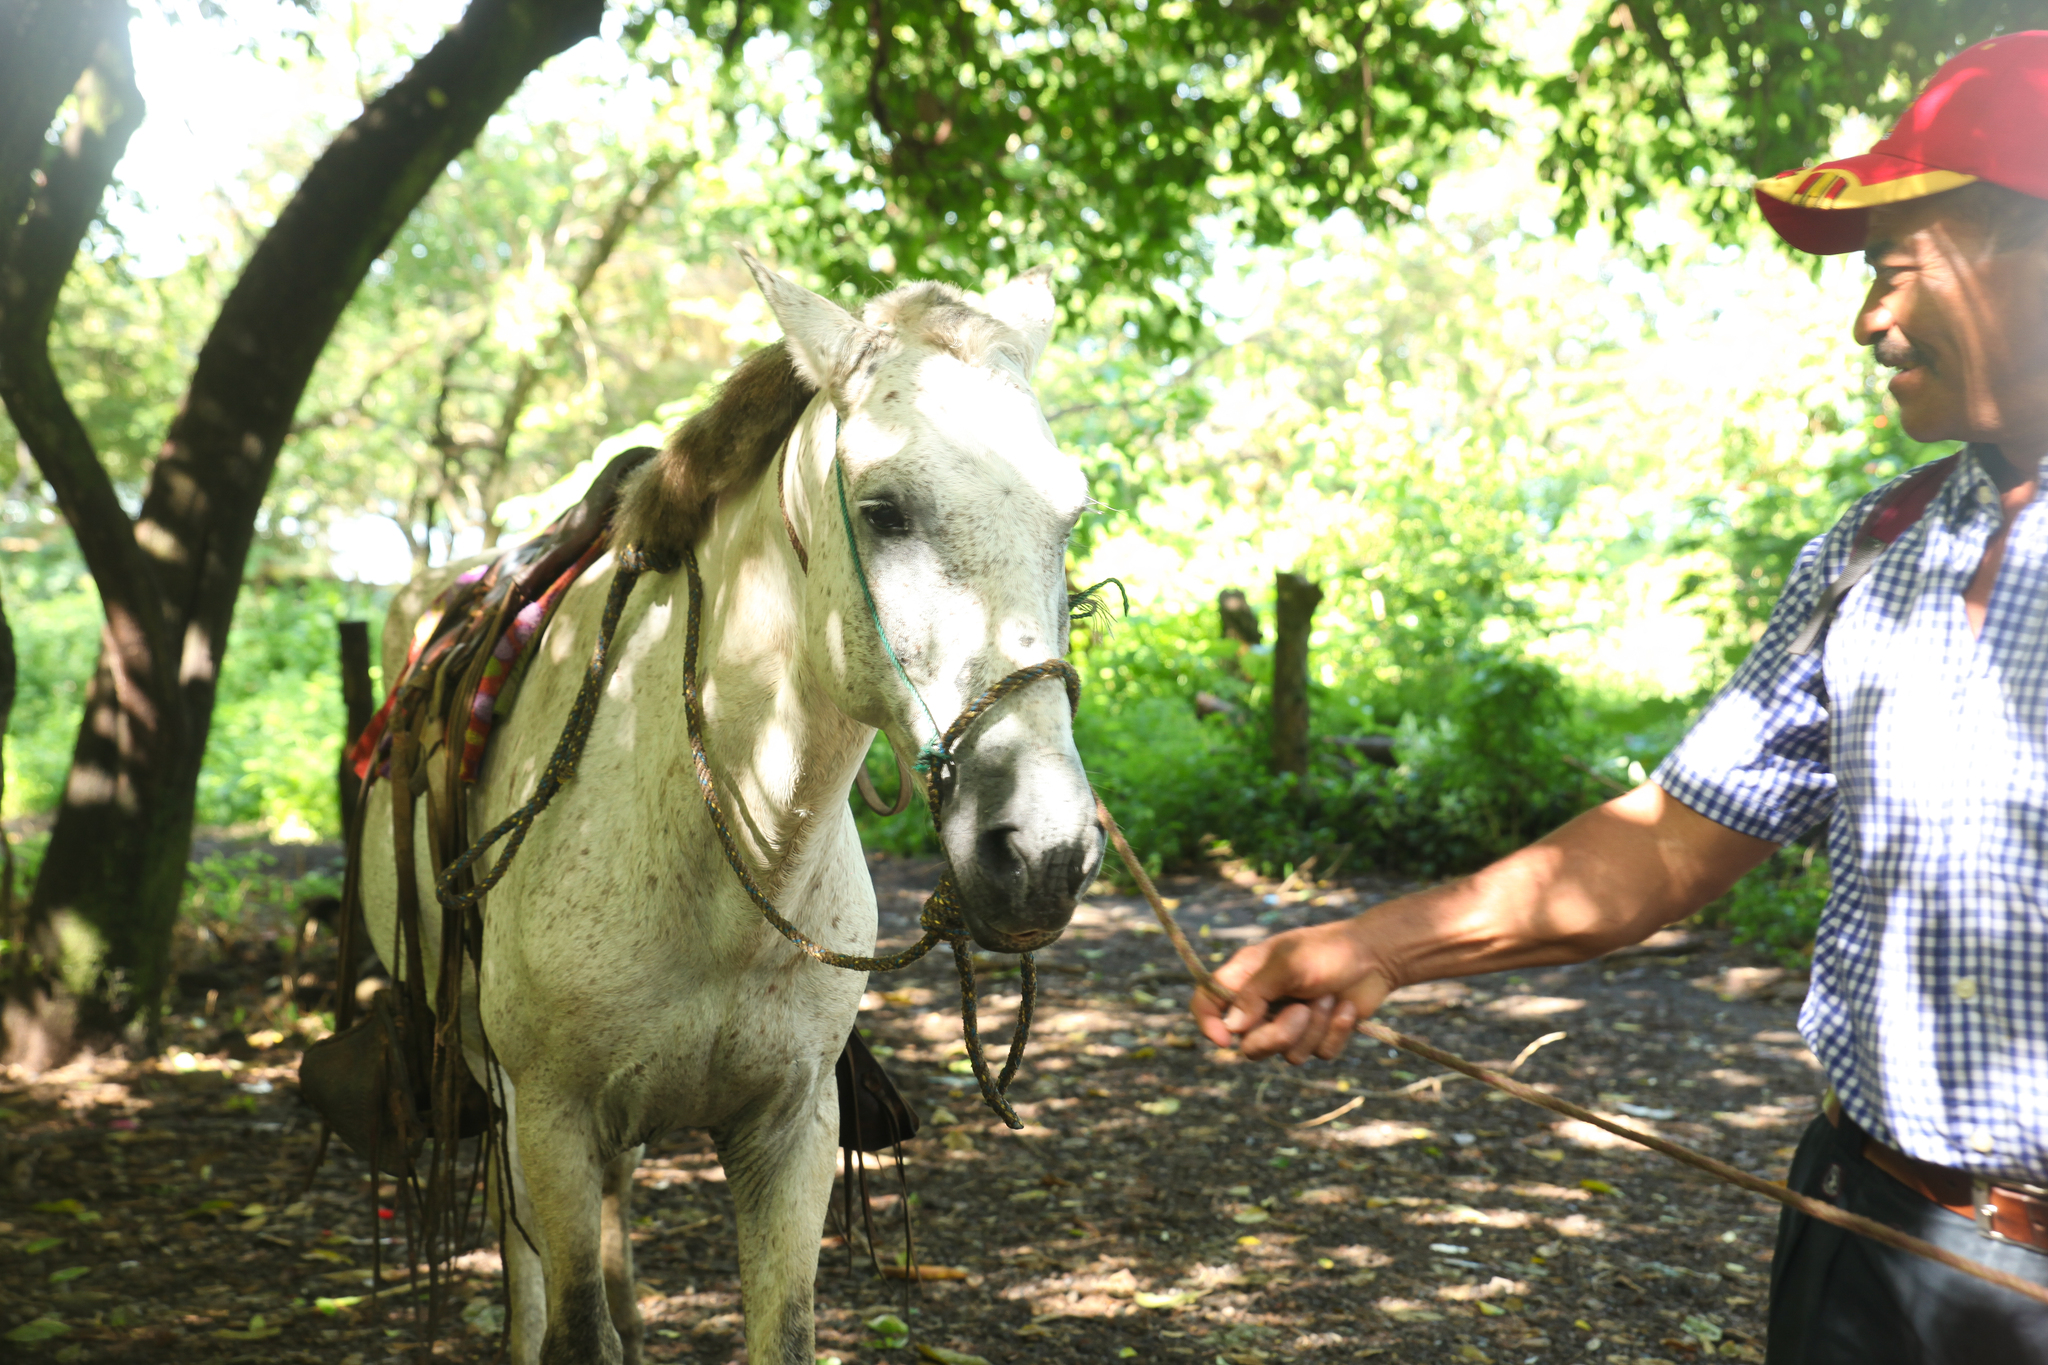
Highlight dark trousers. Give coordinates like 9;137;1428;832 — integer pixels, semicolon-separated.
1769;1113;2048;1363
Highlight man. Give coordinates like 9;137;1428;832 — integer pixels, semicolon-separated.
1191;32;2048;1364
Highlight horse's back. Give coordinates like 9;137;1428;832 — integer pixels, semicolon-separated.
379;552;496;683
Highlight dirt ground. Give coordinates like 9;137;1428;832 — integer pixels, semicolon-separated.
0;850;1824;1364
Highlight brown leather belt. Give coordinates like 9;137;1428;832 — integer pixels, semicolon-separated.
1826;1097;2048;1255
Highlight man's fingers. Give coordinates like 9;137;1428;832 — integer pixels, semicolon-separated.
1283;995;1336;1066
1314;999;1358;1061
1191;988;1238;1049
1234;1001;1310;1061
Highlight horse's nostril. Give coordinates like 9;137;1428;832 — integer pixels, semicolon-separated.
975;826;1025;883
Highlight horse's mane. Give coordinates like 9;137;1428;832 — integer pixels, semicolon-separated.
616;340;816;568
618;280;1033;567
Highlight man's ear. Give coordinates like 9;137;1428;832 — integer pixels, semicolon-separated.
977;264;1058;376
738;247;885;393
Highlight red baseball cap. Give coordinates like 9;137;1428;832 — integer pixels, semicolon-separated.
1757;30;2048;255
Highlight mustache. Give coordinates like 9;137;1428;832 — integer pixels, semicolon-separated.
1871;330;1927;370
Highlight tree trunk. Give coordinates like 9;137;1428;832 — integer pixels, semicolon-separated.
2;0;603;1056
1272;571;1324;778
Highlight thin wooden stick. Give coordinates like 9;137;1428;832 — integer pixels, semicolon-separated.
1096;800;2048;1311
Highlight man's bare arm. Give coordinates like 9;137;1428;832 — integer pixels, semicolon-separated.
1190;783;1781;1062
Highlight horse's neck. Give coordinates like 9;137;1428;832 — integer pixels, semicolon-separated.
638;424;864;881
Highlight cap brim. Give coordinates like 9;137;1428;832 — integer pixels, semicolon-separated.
1755;152;1979;255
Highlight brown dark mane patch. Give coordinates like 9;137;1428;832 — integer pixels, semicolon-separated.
616;341;817;566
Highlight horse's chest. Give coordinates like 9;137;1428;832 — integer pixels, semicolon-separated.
487;935;863;1133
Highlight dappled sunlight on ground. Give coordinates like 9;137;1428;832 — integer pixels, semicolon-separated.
1;856;1822;1363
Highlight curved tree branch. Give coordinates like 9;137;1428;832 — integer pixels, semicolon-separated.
134;0;605;744
0;0;118;273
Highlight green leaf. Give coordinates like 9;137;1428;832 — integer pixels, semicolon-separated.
915;1346;992;1365
48;1266;91;1284
4;1319;70;1343
22;1237;62;1255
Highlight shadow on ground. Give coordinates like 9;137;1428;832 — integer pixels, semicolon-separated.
1;851;1817;1364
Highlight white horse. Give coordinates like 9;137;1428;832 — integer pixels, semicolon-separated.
357;255;1104;1365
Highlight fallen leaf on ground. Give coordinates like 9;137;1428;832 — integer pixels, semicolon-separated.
1579;1178;1620;1195
4;1319;69;1343
1134;1288;1210;1309
915;1345;992;1365
880;1265;969;1281
1138;1097;1181;1116
216;1314;282;1341
1232;1209;1270;1224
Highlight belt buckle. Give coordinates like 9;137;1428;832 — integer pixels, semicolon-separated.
1974;1177;2048;1255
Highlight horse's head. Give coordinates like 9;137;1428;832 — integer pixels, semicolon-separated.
745;253;1103;953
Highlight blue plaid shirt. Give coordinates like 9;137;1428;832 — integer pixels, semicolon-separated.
1656;446;2048;1179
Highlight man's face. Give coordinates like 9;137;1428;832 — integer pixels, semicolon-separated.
1855;191;2048;457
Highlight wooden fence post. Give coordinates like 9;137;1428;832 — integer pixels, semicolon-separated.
337;621;374;845
1218;588;1262;645
1272;571;1324;777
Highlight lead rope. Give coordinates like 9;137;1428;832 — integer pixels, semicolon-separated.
1098;803;2048;1312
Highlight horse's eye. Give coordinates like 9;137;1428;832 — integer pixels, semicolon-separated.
860;499;910;536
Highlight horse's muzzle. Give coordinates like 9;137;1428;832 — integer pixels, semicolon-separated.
949;818;1104;953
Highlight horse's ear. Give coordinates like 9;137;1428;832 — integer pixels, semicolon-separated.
978;264;1057;376
738;248;878;394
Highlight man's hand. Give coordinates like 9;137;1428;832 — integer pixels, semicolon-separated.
1191;920;1395;1063
1186;784;1780;1068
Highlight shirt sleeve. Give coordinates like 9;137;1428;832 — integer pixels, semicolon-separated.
1651;497;1875;845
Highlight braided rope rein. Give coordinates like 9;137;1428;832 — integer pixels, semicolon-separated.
435;541;1081;1129
678;540;1075;1128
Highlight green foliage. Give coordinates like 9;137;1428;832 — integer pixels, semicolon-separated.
1704;848;1831;969
0;541;102;818
640;0;1511;343
1667;381;1945;678
1;535;385;836
194;578;390;834
180;852;291;929
1539;0;2048;246
1066;610;1615;880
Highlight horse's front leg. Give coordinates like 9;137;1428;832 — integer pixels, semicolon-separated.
470;1051;548;1365
601;1144;646;1365
715;1081;838;1365
517;1093;624;1365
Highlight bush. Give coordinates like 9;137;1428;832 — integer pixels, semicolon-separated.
1703;847;1830;969
3;536;388;837
1034;610;1625;882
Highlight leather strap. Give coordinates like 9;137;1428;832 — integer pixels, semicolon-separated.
1790;452;1963;656
1827;1095;2048;1254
